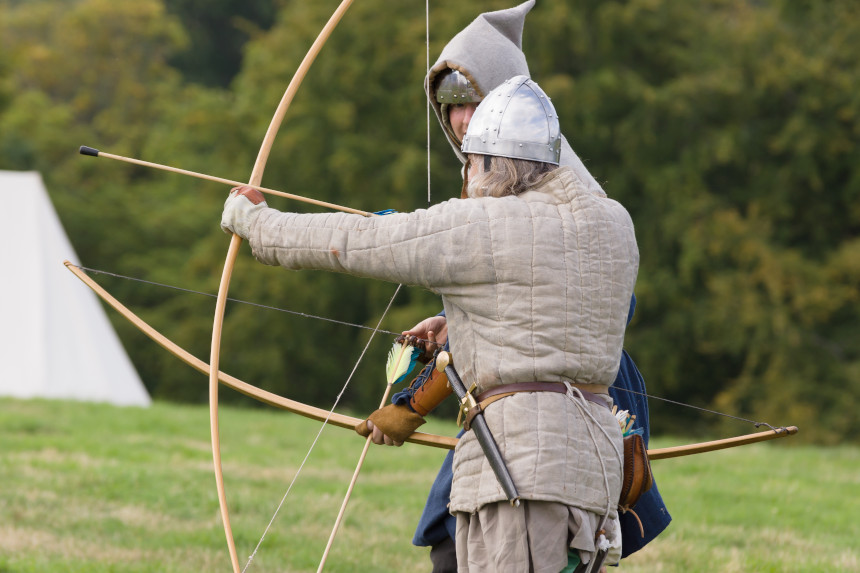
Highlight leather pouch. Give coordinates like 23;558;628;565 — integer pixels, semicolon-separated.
619;433;653;510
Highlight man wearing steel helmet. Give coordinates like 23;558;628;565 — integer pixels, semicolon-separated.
370;2;670;571
435;69;481;148
221;74;637;572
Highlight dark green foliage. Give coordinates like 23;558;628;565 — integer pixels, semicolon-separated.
163;0;278;87
1;0;857;443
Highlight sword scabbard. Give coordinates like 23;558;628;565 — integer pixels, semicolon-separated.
436;352;520;506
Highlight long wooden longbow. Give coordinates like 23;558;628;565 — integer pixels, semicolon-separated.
206;2;364;570
65;260;798;463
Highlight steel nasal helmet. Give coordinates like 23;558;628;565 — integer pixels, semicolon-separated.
461;75;561;165
435;69;482;103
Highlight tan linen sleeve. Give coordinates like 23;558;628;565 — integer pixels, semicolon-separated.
245;197;502;290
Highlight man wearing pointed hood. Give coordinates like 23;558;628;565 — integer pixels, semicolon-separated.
424;0;607;198
387;2;671;571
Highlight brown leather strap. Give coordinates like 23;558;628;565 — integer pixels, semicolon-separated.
464;382;611;430
618;506;646;538
475;382;610;406
475;382;568;402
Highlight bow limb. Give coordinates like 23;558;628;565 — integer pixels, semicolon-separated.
66;260;798;458
647;425;798;460
208;1;358;571
210;236;243;572
316;382;397;572
316;343;414;571
64;261;457;450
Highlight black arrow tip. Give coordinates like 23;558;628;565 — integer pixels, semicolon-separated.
79;146;100;157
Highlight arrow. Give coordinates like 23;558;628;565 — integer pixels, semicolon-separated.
79;145;372;216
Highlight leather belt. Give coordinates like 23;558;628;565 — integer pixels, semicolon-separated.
464;382;611;430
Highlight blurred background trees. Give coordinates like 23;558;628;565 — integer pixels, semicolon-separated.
1;0;857;443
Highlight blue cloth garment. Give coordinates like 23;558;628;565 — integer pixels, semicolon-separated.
607;348;672;557
394;297;671;557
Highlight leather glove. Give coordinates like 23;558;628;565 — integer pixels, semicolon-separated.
354;403;426;443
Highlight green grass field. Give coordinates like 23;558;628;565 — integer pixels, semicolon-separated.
1;398;857;572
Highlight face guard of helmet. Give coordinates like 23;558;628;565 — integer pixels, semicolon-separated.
461;75;561;166
436;69;482;144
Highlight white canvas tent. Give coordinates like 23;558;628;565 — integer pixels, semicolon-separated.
0;170;150;406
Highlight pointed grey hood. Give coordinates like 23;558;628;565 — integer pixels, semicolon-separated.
426;1;533;158
426;0;606;197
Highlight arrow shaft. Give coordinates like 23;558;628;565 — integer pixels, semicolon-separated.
83;148;372;216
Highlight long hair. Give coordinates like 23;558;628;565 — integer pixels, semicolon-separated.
466;154;556;198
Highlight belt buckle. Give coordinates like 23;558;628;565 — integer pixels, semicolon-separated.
457;382;479;427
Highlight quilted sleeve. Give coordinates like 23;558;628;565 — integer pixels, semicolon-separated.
245;198;501;290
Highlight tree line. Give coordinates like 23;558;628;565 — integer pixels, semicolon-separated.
1;0;857;443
